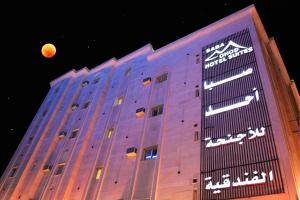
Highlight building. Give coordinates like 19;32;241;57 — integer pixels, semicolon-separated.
1;5;299;200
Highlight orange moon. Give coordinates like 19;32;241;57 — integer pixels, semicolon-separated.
41;43;56;58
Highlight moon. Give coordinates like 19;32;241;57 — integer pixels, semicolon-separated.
41;43;56;58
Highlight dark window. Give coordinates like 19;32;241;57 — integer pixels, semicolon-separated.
69;129;79;139
156;73;168;83
27;136;34;144
58;131;67;139
42;110;48;117
195;89;200;97
54;87;60;94
125;68;131;76
9;167;17;177
143;146;158;160
194;131;199;141
93;77;100;84
196;54;200;64
150;105;163;117
193;189;198;200
71;103;79;111
82;102;90;109
55;163;65;175
43;164;53;172
82;80;89;87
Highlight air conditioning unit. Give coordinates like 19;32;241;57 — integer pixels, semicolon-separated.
58;131;67;139
43;164;52;172
136;107;145;118
126;147;137;158
71;103;79;111
143;77;152;86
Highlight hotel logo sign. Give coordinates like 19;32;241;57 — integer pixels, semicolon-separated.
204;40;253;69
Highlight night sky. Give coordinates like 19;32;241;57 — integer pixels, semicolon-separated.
2;1;299;175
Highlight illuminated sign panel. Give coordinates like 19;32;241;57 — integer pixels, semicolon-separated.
200;29;284;199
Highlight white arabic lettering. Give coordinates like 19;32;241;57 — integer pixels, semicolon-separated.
204;68;253;90
205;170;274;194
205;89;259;117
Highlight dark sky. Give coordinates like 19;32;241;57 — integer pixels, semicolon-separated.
2;1;299;175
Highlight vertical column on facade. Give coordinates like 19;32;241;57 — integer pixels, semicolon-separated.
28;74;87;199
1;77;72;200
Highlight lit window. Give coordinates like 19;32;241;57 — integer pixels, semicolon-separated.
107;128;114;138
55;163;66;175
143;77;152;86
96;167;102;180
150;105;163;117
114;97;123;106
82;101;90;109
143;146;158;160
82;80;89;87
156;73;168;83
126;147;137;158
70;129;79;139
136;107;146;118
9;167;17;177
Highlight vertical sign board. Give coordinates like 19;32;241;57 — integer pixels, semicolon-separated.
200;29;284;199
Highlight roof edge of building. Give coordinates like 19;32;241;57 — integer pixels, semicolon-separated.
148;4;257;61
50;5;258;86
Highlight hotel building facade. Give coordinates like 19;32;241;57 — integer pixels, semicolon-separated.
1;5;299;200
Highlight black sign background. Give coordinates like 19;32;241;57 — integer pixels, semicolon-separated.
200;29;284;200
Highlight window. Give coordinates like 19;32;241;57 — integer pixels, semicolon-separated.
125;68;131;76
82;80;89;87
156;73;168;83
143;146;158;160
42;110;48;117
93;77;100;84
193;189;198;200
150;105;163;117
27;136;34;144
70;129;79;139
196;54;200;64
54;87;60;94
136;107;146;118
43;164;53;172
195;89;200;97
114;97;123;106
95;167;102;180
194;131;199;141
82;101;90;109
107;128;114;138
55;163;66;175
126;147;137;158
143;77;152;86
9;167;17;177
71;103;79;111
58;131;67;139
